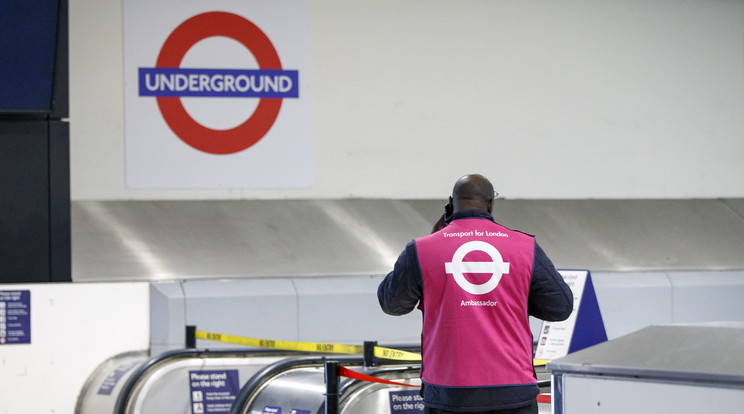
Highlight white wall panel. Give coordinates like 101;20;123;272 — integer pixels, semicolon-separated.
668;271;744;324
295;276;422;345
70;0;744;200
591;272;673;339
0;283;149;414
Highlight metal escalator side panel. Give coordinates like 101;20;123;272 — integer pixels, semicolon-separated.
245;367;326;414
75;351;149;414
114;349;288;414
231;356;365;414
339;367;421;414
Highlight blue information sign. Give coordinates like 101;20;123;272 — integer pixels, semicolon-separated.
389;390;424;414
189;370;239;414
0;290;31;345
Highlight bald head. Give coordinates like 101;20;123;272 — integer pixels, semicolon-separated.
451;174;495;213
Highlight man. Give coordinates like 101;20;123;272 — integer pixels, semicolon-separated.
378;174;573;414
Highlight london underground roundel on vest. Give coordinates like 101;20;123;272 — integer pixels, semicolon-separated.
139;12;299;155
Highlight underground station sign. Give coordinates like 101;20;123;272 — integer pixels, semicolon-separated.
138;12;299;155
125;1;312;189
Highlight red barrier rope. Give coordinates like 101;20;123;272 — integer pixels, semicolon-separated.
536;394;551;404
339;366;553;405
339;366;420;388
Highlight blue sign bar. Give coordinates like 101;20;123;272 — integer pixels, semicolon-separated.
139;68;299;98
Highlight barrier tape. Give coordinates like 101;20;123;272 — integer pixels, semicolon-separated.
533;359;549;366
339;368;553;403
194;330;547;366
339;366;420;388
194;330;422;361
537;394;551;404
374;346;422;361
196;330;552;405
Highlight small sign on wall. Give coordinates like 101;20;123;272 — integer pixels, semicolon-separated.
389;390;424;414
534;270;607;361
0;290;30;345
189;370;239;414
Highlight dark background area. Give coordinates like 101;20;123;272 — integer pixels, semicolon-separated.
0;0;70;283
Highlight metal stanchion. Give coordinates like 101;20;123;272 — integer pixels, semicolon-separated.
324;360;340;414
363;341;378;369
185;325;196;349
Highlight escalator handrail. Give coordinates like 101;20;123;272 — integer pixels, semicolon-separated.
228;355;366;414
113;348;296;414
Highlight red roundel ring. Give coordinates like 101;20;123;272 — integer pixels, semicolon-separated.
156;12;283;155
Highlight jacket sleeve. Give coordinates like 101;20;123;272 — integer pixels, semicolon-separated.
528;242;574;321
377;240;423;315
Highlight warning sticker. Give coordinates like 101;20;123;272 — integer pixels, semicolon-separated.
189;370;239;414
389;390;424;413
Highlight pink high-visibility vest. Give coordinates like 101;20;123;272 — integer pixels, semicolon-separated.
415;218;536;387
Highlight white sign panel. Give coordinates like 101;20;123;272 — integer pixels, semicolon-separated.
534;270;587;361
124;0;312;189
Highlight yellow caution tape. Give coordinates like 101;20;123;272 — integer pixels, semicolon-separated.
195;330;363;354
195;330;420;361
195;330;547;366
373;346;422;361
